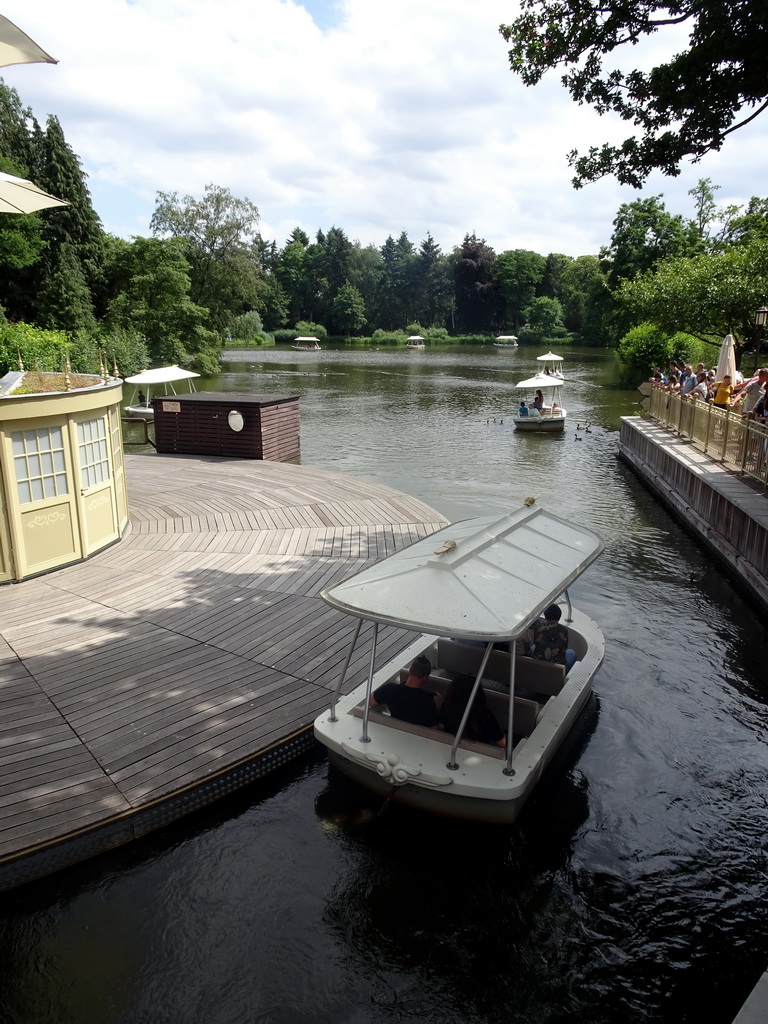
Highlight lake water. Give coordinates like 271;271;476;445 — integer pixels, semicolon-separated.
2;345;768;1024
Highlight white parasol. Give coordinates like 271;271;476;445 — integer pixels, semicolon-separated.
0;14;56;68
715;333;737;382
0;172;68;214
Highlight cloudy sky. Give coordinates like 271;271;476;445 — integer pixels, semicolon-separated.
3;0;766;258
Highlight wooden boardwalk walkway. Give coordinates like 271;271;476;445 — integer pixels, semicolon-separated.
0;454;447;888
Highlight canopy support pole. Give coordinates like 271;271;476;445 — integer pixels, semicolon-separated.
329;617;363;721
447;642;494;770
504;644;517;776
563;589;573;623
359;622;378;744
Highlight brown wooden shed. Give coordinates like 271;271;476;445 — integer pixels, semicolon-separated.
153;392;300;460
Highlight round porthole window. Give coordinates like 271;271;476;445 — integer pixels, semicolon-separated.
228;409;244;432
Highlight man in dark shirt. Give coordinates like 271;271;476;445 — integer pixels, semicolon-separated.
370;654;439;727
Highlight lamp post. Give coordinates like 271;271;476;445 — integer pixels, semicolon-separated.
755;306;768;374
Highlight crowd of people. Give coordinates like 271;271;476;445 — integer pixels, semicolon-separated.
650;361;768;423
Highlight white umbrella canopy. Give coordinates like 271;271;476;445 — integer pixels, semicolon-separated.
515;374;564;389
715;333;737;382
0;172;68;214
0;14;56;68
536;351;564;362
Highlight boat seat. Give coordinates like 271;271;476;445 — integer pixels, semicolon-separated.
434;639;566;696
372;674;541;744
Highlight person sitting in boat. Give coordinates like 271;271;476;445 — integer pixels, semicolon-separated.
370;655;439;727
137;391;147;407
438;674;506;748
518;401;529;416
533;390;544;411
530;604;576;672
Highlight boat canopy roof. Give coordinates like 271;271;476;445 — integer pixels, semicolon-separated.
495;335;518;340
321;506;603;641
536;351;563;362
124;366;200;385
515;373;563;389
294;336;319;341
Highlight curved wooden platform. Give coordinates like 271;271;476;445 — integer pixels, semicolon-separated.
0;454;447;888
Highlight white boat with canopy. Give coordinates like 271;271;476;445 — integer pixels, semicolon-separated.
513;373;566;431
313;504;604;822
494;335;518;348
536;350;564;378
123;365;200;419
406;335;426;349
291;336;322;350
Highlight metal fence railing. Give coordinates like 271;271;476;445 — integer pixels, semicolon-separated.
647;387;768;489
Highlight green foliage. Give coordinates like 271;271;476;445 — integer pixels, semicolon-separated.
493;249;546;329
0;321;72;375
616;323;704;385
602;196;700;288
523;296;565;337
331;282;366;337
231;310;263;339
294;320;327;339
619;239;768;365
424;326;449;341
370;328;406;345
500;0;768;187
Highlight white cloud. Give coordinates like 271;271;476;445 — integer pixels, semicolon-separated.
2;0;765;257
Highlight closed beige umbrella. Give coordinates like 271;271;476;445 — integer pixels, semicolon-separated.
0;14;56;68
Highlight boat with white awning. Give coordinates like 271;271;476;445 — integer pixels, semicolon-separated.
123;366;200;419
313;504;604;822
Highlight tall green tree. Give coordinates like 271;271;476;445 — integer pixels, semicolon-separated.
151;184;262;329
414;233;452;327
453;234;498;333
601;196;698;288
105;235;219;372
493;248;546;330
500;0;768;187
31;115;105;330
559;255;614;343
331;282;367;338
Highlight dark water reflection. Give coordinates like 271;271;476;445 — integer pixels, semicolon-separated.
2;345;768;1024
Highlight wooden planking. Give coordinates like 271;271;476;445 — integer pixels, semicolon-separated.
0;452;448;870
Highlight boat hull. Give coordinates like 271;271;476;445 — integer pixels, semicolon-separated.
124;404;153;419
513;412;566;432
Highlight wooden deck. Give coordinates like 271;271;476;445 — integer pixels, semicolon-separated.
0;453;447;887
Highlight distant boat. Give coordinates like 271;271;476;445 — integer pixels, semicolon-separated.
406;335;426;349
292;336;322;351
536;350;564;378
123;365;200;419
494;335;518;348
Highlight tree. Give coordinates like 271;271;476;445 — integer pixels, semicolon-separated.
492;248;545;330
331;282;366;338
105;236;219;372
559;255;615;343
414;233;452;328
500;0;768;188
31;115;105;330
524;295;564;337
601;196;698;288
619;239;768;364
453;234;498;333
150;184;262;327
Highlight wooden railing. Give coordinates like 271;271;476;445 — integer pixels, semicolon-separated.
647;387;768;489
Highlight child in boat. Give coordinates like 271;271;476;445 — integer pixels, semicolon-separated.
518;401;529;416
438;674;506;748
